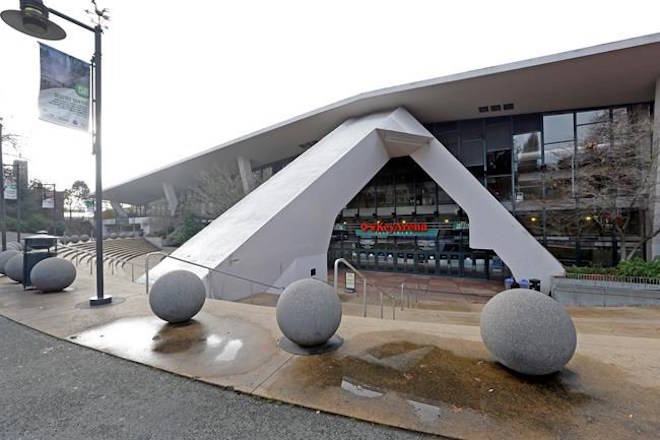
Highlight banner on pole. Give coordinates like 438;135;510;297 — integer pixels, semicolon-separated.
38;43;90;131
42;188;55;209
3;167;16;200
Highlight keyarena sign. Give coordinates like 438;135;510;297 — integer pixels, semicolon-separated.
360;222;428;233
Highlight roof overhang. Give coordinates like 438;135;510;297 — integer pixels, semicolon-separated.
104;33;660;205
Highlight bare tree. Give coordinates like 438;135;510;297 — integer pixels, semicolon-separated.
188;164;266;219
544;107;655;261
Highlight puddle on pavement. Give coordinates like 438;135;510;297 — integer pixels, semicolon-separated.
266;331;660;439
72;313;277;378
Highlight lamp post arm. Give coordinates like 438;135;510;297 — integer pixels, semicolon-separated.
46;7;95;32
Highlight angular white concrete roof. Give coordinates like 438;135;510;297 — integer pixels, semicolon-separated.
104;33;660;204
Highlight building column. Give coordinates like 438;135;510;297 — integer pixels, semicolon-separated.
162;182;178;217
237;156;254;195
650;78;660;258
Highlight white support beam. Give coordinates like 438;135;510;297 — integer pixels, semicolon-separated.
237;156;254;195
145;108;564;299
162;182;178;217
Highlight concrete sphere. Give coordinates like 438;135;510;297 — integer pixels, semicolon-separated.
30;257;76;293
276;278;342;347
149;270;206;323
5;254;23;282
80;234;90;242
60;236;69;245
0;250;19;274
69;235;80;244
110;232;118;239
480;288;577;375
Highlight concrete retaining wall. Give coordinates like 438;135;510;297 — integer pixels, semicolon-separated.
552;277;660;307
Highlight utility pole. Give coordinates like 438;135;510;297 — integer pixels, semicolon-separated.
15;163;20;243
0;118;5;251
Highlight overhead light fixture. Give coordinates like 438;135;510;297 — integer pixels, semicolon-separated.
503;103;514;110
1;0;66;40
478;106;489;113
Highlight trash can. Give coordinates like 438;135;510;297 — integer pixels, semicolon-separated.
22;234;58;290
518;278;530;289
504;277;514;290
529;278;541;292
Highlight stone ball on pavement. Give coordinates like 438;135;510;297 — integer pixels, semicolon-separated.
110;232;118;239
80;234;90;242
5;253;23;282
60;236;69;245
149;270;206;324
7;241;22;251
69;235;80;244
480;288;577;376
30;257;77;293
0;250;19;274
276;278;342;347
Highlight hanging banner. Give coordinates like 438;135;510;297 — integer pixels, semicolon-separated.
3;168;16;200
38;43;90;131
42;187;55;209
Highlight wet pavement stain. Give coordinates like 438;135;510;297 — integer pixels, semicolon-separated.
265;331;660;439
72;313;278;378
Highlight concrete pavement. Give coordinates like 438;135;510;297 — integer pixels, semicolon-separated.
1;265;660;438
0;316;433;440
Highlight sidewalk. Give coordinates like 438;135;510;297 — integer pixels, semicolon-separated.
1;268;659;438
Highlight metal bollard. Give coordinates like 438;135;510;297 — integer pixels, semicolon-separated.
380;291;384;319
400;283;404;311
362;280;368;318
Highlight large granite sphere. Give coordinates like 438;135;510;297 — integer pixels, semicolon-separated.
276;278;342;347
149;270;206;323
0;250;19;274
480;288;577;376
30;257;76;293
7;241;22;251
80;234;90;242
60;236;69;245
5;254;23;282
110;232;118;239
69;235;80;244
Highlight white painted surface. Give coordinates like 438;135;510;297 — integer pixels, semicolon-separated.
145;108;564;299
162;182;178;217
236;156;254;195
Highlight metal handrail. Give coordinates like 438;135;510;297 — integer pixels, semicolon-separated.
58;243;138;281
334;258;396;320
144;251;285;296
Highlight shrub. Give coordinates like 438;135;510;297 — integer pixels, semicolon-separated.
165;212;205;247
566;258;660;279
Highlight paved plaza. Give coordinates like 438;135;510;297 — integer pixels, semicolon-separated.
1;265;660;438
0;316;431;440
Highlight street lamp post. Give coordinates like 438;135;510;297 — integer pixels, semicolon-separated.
2;0;111;306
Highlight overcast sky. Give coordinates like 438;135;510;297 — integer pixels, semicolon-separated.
0;0;659;191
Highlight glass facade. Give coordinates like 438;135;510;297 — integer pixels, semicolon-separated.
328;102;653;277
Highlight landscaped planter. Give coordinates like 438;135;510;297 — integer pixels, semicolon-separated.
551;275;660;307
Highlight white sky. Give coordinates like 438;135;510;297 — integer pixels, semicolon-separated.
0;0;659;192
